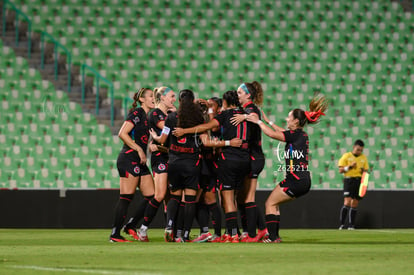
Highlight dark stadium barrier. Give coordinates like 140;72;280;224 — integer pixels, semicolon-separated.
0;189;413;229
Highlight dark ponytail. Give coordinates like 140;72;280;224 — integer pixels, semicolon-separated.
222;90;240;108
129;87;150;113
177;89;204;128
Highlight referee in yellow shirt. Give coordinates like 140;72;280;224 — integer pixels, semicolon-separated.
338;139;369;230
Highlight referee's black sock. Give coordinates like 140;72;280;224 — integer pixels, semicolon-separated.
349;208;357;227
111;194;134;236
208;202;222;236
340;205;350;226
175;202;185;238
256;206;266;231
265;214;280;241
238;204;247;233
245;202;257;237
197;202;210;234
142;198;162;227
225;211;238;236
126;195;153;229
166;195;181;230
183;195;197;240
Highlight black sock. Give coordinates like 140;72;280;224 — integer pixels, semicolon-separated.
225;211;238;236
245;202;257;237
166;195;181;230
265;214;280;241
197;202;210;234
183;195;197;240
111;194;134;236
238;204;247;233
349;208;357;227
142;198;161;227
256;206;266;231
126;195;153;229
175;202;185;238
208;202;222;236
340;205;350;225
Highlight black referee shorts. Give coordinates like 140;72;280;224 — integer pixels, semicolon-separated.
343;177;362;200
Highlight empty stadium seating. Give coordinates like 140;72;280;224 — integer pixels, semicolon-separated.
1;0;413;190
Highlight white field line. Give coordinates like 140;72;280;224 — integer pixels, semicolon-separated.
10;265;162;275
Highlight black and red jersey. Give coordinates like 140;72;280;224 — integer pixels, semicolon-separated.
123;107;149;152
282;128;310;180
165;112;201;161
243;102;264;159
213;108;251;160
148;108;167;146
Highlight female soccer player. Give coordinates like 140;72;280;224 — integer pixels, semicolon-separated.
155;90;241;242
193;97;223;242
246;95;328;242
173;90;249;243
109;88;155;242
231;81;268;242
123;86;176;241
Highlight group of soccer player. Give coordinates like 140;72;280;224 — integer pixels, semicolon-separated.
109;82;328;243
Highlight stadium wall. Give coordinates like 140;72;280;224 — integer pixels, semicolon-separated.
0;190;413;229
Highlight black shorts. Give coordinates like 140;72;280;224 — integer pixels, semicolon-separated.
151;152;168;174
249;157;265;179
200;158;218;192
168;157;200;191
217;157;250;191
343;177;362;200
117;149;150;178
279;176;311;198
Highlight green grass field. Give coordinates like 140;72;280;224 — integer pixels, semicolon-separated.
1;229;414;275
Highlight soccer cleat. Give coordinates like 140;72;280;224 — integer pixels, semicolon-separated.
240;235;258;243
348;226;355;230
164;229;174;242
123;227;140;241
193;232;212;243
137;230;149;242
174;237;184;243
256;228;269;241
231;234;240;243
109;235;132;243
261;235;282;243
209;234;222;243
339;225;345;230
220;234;232;243
239;232;248;240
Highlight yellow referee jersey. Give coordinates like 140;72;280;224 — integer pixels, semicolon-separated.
338;152;369;178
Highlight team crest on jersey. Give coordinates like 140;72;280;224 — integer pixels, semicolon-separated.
141;135;148;144
133;166;140;174
133;116;140;123
177;137;187;144
158;164;166;171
